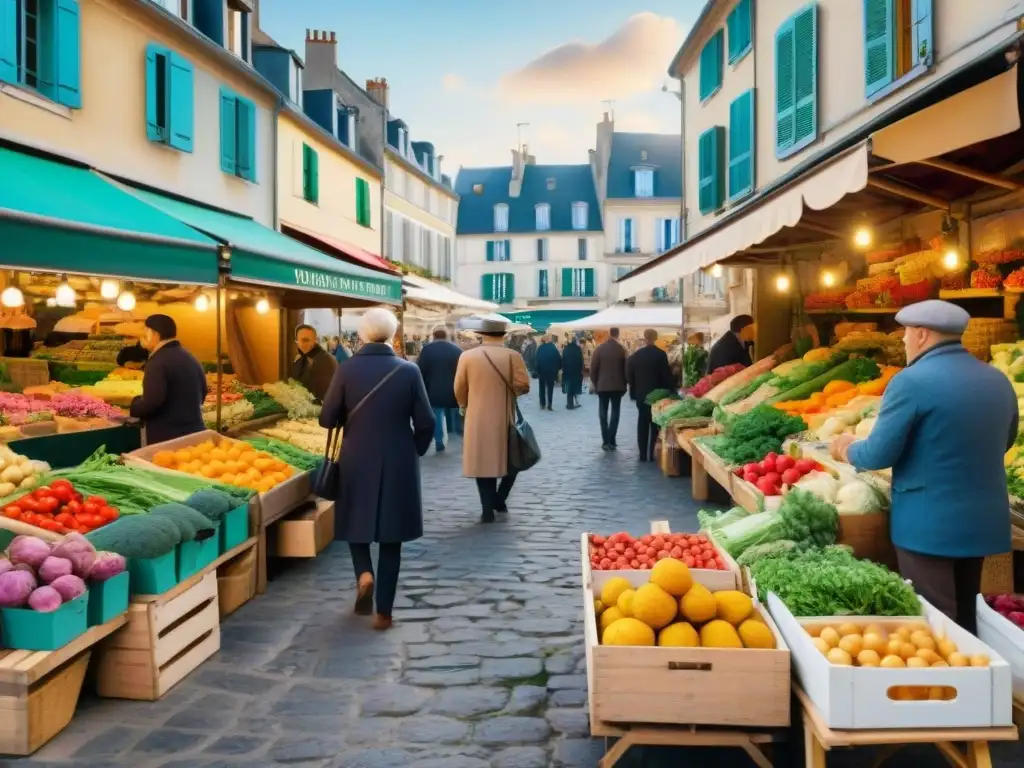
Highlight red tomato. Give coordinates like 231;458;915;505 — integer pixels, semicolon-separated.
640;534;653;545
630;559;640;569
683;555;696;567
656;550;670;560
38;497;59;515
3;506;21;519
714;558;725;569
599;558;612;569
103;508;119;522
613;542;626;553
670;546;683;558
82;502;100;516
591;534;605;546
640;562;652;570
67;500;82;515
18;497;39;513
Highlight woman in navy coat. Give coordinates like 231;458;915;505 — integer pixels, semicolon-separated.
561;337;585;409
319;308;435;630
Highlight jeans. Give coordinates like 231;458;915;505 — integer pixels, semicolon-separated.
538;376;556;408
475;472;519;514
349;542;402;617
598;392;623;446
637;402;658;461
432;407;461;447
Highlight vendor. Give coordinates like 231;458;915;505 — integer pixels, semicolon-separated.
129;314;207;445
707;315;753;374
291;324;337;402
116;340;149;370
830;300;1017;633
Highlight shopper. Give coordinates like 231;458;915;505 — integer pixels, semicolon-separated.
522;335;538;378
590;327;628;451
562;337;584;409
831;300;1017;633
416;327;464;452
329;335;351;364
534;335;561;411
129;314;207;446
454;317;531;523
319;308;435;630
626;329;675;462
708;315;754;374
290;324;338;402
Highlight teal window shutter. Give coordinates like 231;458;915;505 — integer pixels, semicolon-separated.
912;0;933;66
167;52;194;153
698;126;725;214
792;4;818;148
561;267;573;297
235;97;256;181
302;144;310;199
727;0;752;63
0;0;16;84
584;268;595;298
355;178;371;226
505;273;515;302
538;269;548;298
309;148;319;204
486;241;495;261
55;0;81;108
699;29;723;101
145;44;165;143
774;17;796;155
728;89;755;200
505;239;511;261
864;0;894;97
219;88;237;174
481;275;493;301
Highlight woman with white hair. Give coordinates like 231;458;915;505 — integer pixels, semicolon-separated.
319;307;435;630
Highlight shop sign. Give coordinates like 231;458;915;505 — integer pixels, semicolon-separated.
292;267;400;301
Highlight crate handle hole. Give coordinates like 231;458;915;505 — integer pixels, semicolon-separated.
886;685;957;702
668;661;712;672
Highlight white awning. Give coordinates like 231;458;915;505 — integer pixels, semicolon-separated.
549;304;683;330
402;274;499;312
458;312;534;333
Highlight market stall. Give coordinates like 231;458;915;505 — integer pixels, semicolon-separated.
549;304;683;331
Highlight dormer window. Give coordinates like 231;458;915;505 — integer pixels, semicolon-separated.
338;107;357;150
494;203;509;232
153;0;192;22
641;150;648;161
535;204;550;231
396;126;408;155
227;6;251;63
546;178;556;191
473;184;484;195
571;202;588;231
288;59;303;109
634;168;654;197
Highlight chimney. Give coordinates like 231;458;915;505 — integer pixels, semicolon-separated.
304;29;338;76
366;77;389;110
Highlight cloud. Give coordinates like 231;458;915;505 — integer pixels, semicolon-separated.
441;73;465;92
614;112;676;134
499;13;682;106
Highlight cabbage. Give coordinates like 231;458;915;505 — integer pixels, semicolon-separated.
49;574;87;603
28;585;62;612
795;471;840;503
8;535;51;569
835;480;882;515
38;556;73;584
0;569;37;607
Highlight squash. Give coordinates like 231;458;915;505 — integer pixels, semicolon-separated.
803;347;834;364
822;380;855;396
705;355;777;403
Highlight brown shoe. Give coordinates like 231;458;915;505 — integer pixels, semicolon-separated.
355;573;374;615
373;614;393;631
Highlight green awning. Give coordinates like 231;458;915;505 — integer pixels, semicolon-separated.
128;189;403;305
506;309;596;332
0;148;219;284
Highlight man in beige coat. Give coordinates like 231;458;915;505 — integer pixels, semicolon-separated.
454;318;531;523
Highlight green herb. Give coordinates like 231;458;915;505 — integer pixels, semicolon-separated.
242;389;286;419
700;405;805;465
684;346;708;388
644;388;677;406
697;506;748;535
652;397;716;427
244;437;321;471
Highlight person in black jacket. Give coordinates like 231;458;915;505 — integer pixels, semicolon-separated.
561;338;584;409
534;336;561;411
707;315;754;374
129;315;207;446
626;329;675;462
416;327;464;452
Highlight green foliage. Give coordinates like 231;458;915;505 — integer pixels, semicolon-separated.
701;405;806;465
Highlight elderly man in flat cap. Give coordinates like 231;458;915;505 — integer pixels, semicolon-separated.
129;314;208;446
830;300;1017;633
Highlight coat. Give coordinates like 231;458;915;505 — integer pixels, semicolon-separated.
454;343;530;478
416;339;463;409
590;339;628;393
319;344;434;544
290;345;338;402
848;343;1017;558
129;341;207;445
333;345;351;364
707;331;752;374
626;344;675;405
522;340;538;373
561;342;584;395
535;342;562;379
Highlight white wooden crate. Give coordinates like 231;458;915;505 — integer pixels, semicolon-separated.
976;594;1024;701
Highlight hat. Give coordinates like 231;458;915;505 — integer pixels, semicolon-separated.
144;313;177;340
460;316;508;335
894;299;969;335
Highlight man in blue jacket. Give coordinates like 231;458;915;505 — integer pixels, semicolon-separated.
534;336;562;411
831;300;1017;633
416;327;463;452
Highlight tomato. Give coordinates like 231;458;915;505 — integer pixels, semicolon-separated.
37;497;59;515
83;502;100;516
714;558;725;570
630;559;640;569
599;558;612;569
3;506;21;519
591;534;605;546
19;496;40;513
67;500;82;515
684;555;696;567
52;486;73;503
623;547;636;559
54;511;73;525
86;496;106;506
670;546;683;558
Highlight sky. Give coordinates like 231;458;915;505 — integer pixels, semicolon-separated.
257;0;705;174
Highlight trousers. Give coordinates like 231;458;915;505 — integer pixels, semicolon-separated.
432;407;461;447
895;548;983;634
475;473;519;513
349;542;402;617
538;376;556;407
636;402;658;461
598;392;623;446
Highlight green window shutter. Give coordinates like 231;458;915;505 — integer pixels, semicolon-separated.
539;269;548;298
505;273;515;302
792;4;818;147
55;0;81;108
167;52;194;153
584;268;595;298
301;144;310;199
561;267;573;297
309;149;319;204
699;30;723;101
486;241;495;261
505;239;511;260
0;0;16;83
728;89;755;200
864;0;894;98
481;275;493;301
219;88;237;174
145;44;165;143
235;97;256;181
356;178;371;226
911;0;933;67
698;126;725;214
727;0;752;63
775;18;796;155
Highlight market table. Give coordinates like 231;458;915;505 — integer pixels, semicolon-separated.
795;685;1017;768
592;722;781;768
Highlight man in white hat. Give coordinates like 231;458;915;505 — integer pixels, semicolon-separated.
830;300;1017;633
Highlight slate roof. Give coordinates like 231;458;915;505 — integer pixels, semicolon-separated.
606;133;682;200
455;164;602;235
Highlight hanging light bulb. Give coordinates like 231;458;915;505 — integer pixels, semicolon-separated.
256;298;270;315
45;297;57;308
194;294;210;312
0;287;24;308
100;279;120;300
853;226;872;249
709;264;723;278
820;270;836;288
943;248;960;270
775;274;791;293
55;278;77;308
116;290;136;312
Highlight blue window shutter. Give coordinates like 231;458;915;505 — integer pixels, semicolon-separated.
775;18;796;155
55;0;82;108
219;88;237;174
698;127;725;214
0;0;18;84
481;275;493;301
699;30;723;101
793;4;818;147
505;239;511;261
617;218;625;250
236;98;256;181
145;44;164;142
539;269;548;298
486;241;494;261
168;52;194;153
506;274;515;302
864;0;894;97
338;108;349;145
912;0;933;66
561;267;573;298
728;0;752;63
729;89;755;200
624;219;632;250
584;268;595;298
655;219;664;252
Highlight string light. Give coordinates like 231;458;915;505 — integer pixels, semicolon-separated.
821;271;836;288
194;294;210;312
0;287;24;308
100;280;119;300
853;226;872;248
116;291;136;312
709;264;723;278
775;274;791;293
55;278;77;308
255;298;270;314
943;248;960;270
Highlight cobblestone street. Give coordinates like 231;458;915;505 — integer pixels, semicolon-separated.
10;392;1024;768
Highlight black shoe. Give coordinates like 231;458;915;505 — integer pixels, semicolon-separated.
547;406;554;412
601;444;611;451
639;455;648;462
481;511;496;523
610;444;618;450
495;501;508;513
435;444;445;452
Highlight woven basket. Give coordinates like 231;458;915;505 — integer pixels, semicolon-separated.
962;318;1018;362
667;417;712;430
981;552;1014;595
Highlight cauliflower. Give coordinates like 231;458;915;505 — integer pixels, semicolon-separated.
834;480;882;515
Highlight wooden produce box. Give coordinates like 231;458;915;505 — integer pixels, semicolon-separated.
95;571;220;701
976;594;1024;702
584;531;741;592
768;592;1014;729
217;546;256;618
0;616;126;755
271;498;335;558
582;535;791;731
657;439;681;477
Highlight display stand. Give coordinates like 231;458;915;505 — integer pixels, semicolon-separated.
796;686;1017;768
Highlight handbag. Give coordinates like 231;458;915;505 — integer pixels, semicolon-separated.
311;366;402;500
483;352;541;473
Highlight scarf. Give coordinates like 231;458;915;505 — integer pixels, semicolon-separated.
295;344;324;379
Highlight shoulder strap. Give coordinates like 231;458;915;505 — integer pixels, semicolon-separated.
348;365;402;421
482;351;515;398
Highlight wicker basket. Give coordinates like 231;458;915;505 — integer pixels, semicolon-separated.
981;552;1014;595
0;357;49;389
962;318;1018;362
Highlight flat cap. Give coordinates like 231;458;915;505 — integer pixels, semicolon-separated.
459;316;508;335
894;299;969;335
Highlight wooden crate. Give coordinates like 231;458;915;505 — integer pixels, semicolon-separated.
218;546;256;618
0;616;126;755
95;571;220;701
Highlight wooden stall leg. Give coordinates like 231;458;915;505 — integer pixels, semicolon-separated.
967;741;993;768
255;528;268;595
740;739;775;768
691;455;709;502
599;732;637;768
803;714;827;768
870;745;904;768
935;742;970;768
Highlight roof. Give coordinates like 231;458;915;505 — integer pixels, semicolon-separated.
606;133;682;199
454;164;602;235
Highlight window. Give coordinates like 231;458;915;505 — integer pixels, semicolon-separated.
615;266;632;280
219;87;256;181
698;126;725;214
617;218;635;253
355;178;372;227
633;168;654;197
493;203;509;232
546;177;556;191
441;237;452;279
227;8;249;63
865;0;933;98
289;58;303;109
578;238;588;261
472;183;484;195
561;267;595;298
481;273;514;303
145;44;193;152
696;270;726;299
338;107;356;150
775;4;818;158
571;202;588;230
538;269;549;298
699;28;724;101
535;203;550;231
0;0;81;107
486;239;511;262
657;219;681;253
729;89;756;200
301;144;318;204
727;0;753;63
536;238;548;262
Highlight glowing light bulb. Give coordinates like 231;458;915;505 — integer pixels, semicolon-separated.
45;298;57;308
710;264;723;278
116;291;136;312
821;271;836;288
853;227;872;248
775;274;791;293
55;281;77;308
943;249;959;270
1;287;24;308
256;298;270;314
100;279;119;300
194;294;210;312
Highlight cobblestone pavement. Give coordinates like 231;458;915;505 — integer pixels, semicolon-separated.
12;391;1024;767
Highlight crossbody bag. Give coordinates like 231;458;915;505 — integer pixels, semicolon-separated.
482;352;541;473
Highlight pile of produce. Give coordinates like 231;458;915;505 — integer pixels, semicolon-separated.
0;392;55;425
263;381;319;419
2;478;119;534
48;392;124;421
78;378;143;406
651;397;715;427
203;398;255;429
243;388;286;419
151;437;296;493
686;363;745;398
975;247;1024;266
971;265;1002;289
683;345;708;388
0;446;49;496
766;357;880;406
1005;267;1024;291
774;364;897;416
730;452;822;497
244;437;321;472
983;594;1024;627
0;533;125;612
832;332;905;367
793;471;887;515
50;365;112;387
748;545;919;617
700;405;806;466
595;559;775;649
713;488;839;558
588;531;728;572
644;389;678;406
804;288;855;311
32;338;123;365
720;372;774;407
249;419;329;454
810;397;881;440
